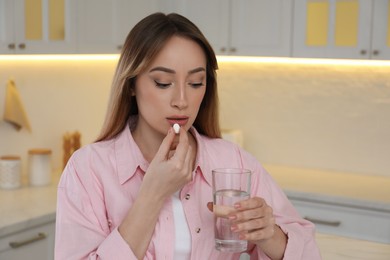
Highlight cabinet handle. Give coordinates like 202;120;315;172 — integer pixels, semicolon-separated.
8;43;16;50
9;232;47;248
220;47;226;53
230;47;237;53
372;50;379;56
117;45;123;50
18;43;26;50
304;217;341;227
360;49;367;55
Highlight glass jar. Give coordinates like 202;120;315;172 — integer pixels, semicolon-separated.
28;149;52;186
0;155;22;189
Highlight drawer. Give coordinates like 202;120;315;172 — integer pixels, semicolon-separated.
290;199;390;244
0;221;55;260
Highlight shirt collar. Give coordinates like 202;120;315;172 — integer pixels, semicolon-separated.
115;120;149;185
189;127;213;186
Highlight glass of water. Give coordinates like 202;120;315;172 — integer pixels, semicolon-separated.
212;168;251;252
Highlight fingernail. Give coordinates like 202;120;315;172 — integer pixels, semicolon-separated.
228;215;237;220
234;203;241;209
231;225;238;232
239;234;245;240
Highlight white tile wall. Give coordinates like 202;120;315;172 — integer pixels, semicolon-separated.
0;58;389;178
218;61;390;177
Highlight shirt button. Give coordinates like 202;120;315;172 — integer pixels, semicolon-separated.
195;228;201;233
185;193;190;200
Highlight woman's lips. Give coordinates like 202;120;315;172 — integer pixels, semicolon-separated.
167;117;189;126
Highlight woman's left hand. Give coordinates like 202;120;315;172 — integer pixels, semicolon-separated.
207;197;287;258
232;197;287;259
229;197;276;244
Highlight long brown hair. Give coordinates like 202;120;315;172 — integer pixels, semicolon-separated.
96;12;220;142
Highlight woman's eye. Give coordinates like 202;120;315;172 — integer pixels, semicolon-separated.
154;80;172;88
190;82;204;88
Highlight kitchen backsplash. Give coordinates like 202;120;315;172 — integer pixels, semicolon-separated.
0;57;389;178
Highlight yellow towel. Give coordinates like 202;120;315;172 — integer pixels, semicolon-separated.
3;80;32;132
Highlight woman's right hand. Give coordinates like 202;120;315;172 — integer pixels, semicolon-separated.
118;127;193;258
141;126;193;200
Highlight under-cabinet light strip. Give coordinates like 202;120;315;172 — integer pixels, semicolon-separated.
0;54;120;61
217;56;390;66
1;54;390;66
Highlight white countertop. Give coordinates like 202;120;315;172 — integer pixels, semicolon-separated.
316;233;390;260
264;164;390;212
1;168;390;259
0;172;59;238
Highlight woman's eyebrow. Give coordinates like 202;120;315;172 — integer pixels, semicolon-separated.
149;66;175;74
149;66;205;75
188;67;206;74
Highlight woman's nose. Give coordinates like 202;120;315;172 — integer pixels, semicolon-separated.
171;84;188;109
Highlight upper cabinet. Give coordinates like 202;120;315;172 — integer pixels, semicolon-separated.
293;0;390;59
76;0;161;54
1;0;389;59
164;0;293;57
371;0;390;59
230;0;293;56
0;0;77;54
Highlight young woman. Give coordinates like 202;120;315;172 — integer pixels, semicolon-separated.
55;13;321;259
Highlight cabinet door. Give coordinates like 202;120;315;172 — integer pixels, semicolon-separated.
76;0;116;53
10;0;77;54
0;0;16;53
163;0;230;55
115;0;161;50
290;198;390;243
293;0;372;59
0;221;55;260
230;0;293;57
167;0;292;57
77;0;160;54
371;0;390;59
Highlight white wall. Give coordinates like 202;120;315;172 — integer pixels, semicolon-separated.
218;61;390;177
0;57;389;178
0;57;115;176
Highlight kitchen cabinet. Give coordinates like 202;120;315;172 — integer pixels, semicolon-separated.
371;0;390;59
76;0;162;54
165;0;293;56
289;195;390;244
0;0;77;54
0;221;55;260
293;0;390;59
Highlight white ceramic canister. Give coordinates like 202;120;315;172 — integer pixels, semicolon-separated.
28;149;52;186
0;155;22;189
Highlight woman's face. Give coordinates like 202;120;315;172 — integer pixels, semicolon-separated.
134;35;207;138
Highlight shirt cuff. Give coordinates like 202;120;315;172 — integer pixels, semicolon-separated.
278;223;309;259
96;227;138;259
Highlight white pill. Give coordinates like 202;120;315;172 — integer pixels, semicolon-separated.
173;123;180;134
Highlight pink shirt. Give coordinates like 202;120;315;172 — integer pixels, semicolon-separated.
55;125;321;259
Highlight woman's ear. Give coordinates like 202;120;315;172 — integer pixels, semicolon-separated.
126;78;136;96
